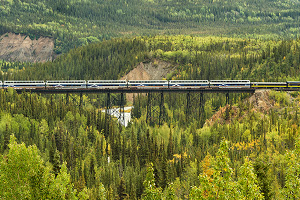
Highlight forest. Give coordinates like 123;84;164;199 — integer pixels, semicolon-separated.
1;0;300;199
1;0;300;52
3;36;300;82
0;35;300;199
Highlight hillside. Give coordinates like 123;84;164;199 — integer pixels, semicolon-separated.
121;59;174;81
206;90;279;126
121;59;175;101
1;0;300;53
0;81;299;199
4;35;300;82
0;33;55;62
1;35;300;199
2;0;300;199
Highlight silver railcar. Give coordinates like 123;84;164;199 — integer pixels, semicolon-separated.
169;80;209;88
128;80;168;88
210;80;250;88
46;80;86;89
87;80;127;88
3;81;45;89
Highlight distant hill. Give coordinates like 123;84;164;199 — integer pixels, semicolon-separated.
1;0;300;53
4;35;300;83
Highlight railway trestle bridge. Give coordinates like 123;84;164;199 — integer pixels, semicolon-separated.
15;87;298;126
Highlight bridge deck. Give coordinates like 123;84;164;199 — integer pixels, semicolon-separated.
11;87;300;94
13;87;257;94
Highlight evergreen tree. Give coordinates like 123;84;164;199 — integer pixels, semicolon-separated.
142;163;162;200
190;140;240;199
238;157;263;200
118;177;128;200
167;127;174;160
281;137;300;199
253;158;273;200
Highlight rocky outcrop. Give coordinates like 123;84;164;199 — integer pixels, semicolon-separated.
248;89;273;112
0;33;55;62
121;59;174;81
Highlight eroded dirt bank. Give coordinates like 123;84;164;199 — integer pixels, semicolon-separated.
121;59;175;102
0;33;55;62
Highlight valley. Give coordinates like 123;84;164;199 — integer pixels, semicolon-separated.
1;0;300;199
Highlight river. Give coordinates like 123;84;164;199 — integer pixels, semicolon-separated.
103;106;133;127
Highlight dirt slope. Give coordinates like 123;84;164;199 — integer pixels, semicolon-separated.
0;33;55;62
206;90;274;126
121;63;151;81
121;59;175;102
248;89;274;112
121;59;174;81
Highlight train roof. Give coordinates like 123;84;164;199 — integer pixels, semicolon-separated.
210;80;250;82
251;82;286;84
46;80;86;83
169;80;209;82
87;80;126;82
128;80;168;82
4;80;45;83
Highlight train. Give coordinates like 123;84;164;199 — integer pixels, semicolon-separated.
0;80;299;89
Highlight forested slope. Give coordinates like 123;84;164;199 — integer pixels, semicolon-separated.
4;35;300;82
1;81;300;199
2;0;300;198
1;0;300;52
1;36;300;199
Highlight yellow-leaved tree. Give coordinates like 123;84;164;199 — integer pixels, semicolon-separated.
190;139;263;200
0;135;88;200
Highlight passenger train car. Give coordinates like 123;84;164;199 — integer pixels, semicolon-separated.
128;80;168;88
1;80;300;89
250;82;287;88
287;81;300;88
46;80;86;88
210;80;250;88
87;80;127;88
4;81;45;89
169;80;209;88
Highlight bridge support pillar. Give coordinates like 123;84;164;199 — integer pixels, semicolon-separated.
79;93;83;108
199;93;204;118
146;92;165;126
226;93;229;104
66;93;69;104
159;92;165;126
186;92;205;122
119;93;125;126
105;93;111;116
146;92;152;125
104;92;126;129
104;93;111;137
186;92;191;122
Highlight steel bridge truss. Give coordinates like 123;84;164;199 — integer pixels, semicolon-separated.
105;93;126;126
20;88;255;126
45;91;242;127
185;92;205;122
146;92;165;126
